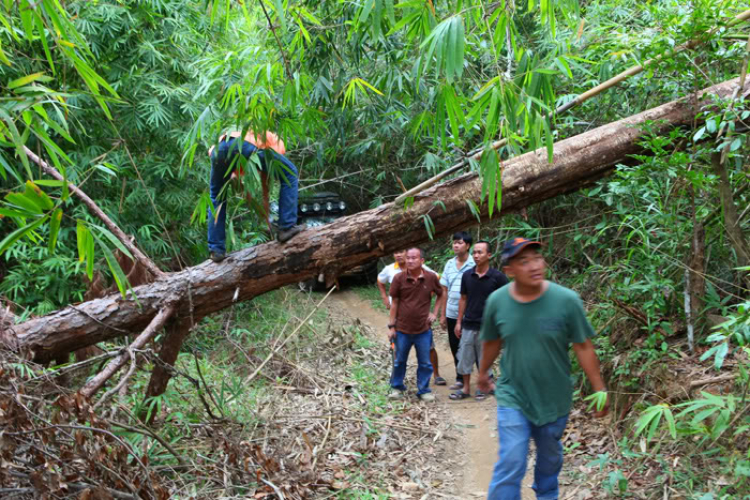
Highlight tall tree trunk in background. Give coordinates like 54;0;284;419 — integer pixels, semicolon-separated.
710;152;750;286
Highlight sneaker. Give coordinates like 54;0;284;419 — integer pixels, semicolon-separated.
418;393;436;402
210;251;226;263
277;225;303;243
388;390;405;400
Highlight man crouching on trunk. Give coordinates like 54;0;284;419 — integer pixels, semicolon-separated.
388;248;443;402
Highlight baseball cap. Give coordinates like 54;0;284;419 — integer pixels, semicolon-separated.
501;237;542;263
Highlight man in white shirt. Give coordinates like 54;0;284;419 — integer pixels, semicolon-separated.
439;231;476;390
377;250;445;385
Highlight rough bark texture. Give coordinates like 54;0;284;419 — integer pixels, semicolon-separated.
79;304;176;398
3;78;739;363
142;318;193;416
710;151;750;276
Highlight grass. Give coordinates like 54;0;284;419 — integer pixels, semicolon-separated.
354;284;389;312
117;286;410;496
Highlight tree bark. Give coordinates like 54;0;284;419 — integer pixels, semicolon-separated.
3;78;740;363
142;317;193;422
79;303;176;399
710;151;750;275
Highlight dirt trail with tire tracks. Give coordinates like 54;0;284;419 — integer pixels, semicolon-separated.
331;289;540;499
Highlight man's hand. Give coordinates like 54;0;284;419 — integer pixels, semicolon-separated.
428;312;437;324
388;328;396;341
477;371;492;393
382;299;391;310
573;340;609;419
592;391;610;419
454;322;462;339
440;315;447;329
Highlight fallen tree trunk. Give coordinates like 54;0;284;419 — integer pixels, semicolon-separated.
3;78;740;363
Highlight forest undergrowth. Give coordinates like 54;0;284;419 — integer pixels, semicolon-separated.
0;288;463;499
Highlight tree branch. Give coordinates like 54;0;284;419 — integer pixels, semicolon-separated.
22;146;165;279
79;303;176;399
257;0;293;80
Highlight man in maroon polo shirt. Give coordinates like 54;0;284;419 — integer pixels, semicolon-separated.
388;248;443;402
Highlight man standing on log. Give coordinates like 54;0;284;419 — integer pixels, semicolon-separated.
478;238;608;499
388;248;443;402
377;250;445;385
207;129;302;262
439;231;475;390
450;241;508;401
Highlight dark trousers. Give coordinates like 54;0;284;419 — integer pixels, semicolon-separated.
207;138;298;254
446;317;462;382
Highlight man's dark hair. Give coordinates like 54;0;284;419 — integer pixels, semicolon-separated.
406;247;425;259
453;231;473;246
475;240;492;253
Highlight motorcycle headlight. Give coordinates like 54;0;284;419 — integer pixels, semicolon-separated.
338;201;346;211
326;202;333;211
301;204;308;213
313;203;321;212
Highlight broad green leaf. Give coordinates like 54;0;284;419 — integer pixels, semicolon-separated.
90;225;134;260
5;193;43;215
0;207;37;218
48;208;62;254
76;220;89;263
33;180;65;187
8;72;50;89
360;0;376;23
24;181;54;210
93;233;131;297
542;116;554;162
0;107;32;177
33;9;54;74
0;216;46;255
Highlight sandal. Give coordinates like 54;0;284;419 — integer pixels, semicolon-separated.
449;391;471;400
434;376;447;386
449;381;464;390
475;391;488;401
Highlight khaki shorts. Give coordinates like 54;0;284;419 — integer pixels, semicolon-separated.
456;328;482;375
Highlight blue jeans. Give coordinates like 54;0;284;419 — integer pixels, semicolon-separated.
390;330;433;396
207;137;298;254
487;407;568;500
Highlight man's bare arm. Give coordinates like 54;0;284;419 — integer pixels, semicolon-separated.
455;294;467;338
477;339;502;392
377;280;390;310
388;298;399;340
439;286;449;328
573;339;608;417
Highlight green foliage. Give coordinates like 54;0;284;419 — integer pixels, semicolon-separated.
702;301;750;370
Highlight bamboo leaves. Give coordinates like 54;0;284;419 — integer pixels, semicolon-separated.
420;15;465;82
479;148;502;218
342;78;384;109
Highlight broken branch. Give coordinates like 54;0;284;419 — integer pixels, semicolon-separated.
23;146;165;279
79;303;176;399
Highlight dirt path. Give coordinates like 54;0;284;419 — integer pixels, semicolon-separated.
331;289;539;499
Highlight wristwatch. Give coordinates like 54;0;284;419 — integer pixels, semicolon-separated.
387;323;396;329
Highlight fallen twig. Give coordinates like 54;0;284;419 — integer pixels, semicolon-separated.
244;286;337;385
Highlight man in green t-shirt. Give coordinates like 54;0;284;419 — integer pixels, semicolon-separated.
478;237;608;500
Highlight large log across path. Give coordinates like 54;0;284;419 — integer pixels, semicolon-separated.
2;78;740;364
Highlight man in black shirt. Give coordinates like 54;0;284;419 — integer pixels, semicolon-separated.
450;241;509;400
